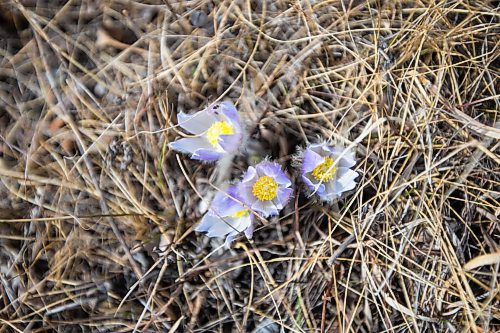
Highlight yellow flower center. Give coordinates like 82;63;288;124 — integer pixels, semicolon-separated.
252;176;278;201
231;209;249;218
206;121;234;147
311;157;337;182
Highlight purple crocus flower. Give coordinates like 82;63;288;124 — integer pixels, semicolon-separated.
169;102;243;161
237;161;293;217
196;186;253;245
301;143;358;202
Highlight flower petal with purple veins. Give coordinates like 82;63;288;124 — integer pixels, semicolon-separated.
308;143;326;155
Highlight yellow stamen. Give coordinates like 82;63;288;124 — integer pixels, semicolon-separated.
206;121;234;147
231;209;249;218
311;157;337;182
252;176;278;201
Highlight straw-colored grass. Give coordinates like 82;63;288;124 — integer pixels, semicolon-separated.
0;0;498;332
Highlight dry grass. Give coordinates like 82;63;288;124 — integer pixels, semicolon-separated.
0;0;499;332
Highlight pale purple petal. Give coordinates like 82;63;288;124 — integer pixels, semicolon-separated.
301;174;326;194
206;219;233;237
223;214;252;246
237;182;256;205
244;222;254;239
318;192;338;202
275;187;293;208
169;137;212;155
177;110;217;135
251;200;279;217
191;149;223;161
301;148;324;173
224;232;238;246
219;133;242;153
210;186;246;217
196;214;230;237
196;183;256;245
256;161;291;186
197;211;252;245
308;143;325;155
231;214;252;233
322;180;344;200
328;146;356;168
336;167;359;191
255;161;279;177
328;180;344;195
241;166;258;183
218;102;242;131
